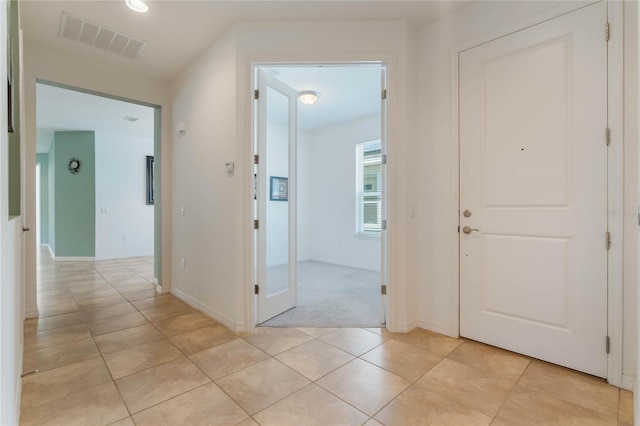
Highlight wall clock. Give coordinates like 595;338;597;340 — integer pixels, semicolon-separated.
68;158;80;174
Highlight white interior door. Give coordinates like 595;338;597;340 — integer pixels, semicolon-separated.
459;2;608;377
379;65;388;325
256;70;298;324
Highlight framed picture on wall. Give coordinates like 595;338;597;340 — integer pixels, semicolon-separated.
146;155;155;205
270;176;288;201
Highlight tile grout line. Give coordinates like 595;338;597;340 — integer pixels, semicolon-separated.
33;254;157;423
34;252;627;425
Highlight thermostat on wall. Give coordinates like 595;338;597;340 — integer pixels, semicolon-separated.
225;162;235;173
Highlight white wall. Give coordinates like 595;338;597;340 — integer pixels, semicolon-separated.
415;0;637;388
0;4;23;424
95;133;154;260
297;129;312;262
170;29;239;328
306;115;381;271
625;0;640;413
170;20;416;331
264;114;381;271
623;0;640;395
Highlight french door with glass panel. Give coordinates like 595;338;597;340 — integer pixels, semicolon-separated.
255;70;298;323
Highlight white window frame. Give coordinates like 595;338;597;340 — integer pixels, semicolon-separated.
356;140;382;237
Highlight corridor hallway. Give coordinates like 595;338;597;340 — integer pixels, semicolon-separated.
19;249;634;425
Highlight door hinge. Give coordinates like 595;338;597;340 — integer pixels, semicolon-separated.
254;90;259;100
381;154;387;165
254;220;259;230
381;220;387;230
606;128;611;146
606;231;611;250
254;154;259;165
605;23;610;41
381;285;387;295
457;226;460;233
606;335;610;354
254;284;259;295
381;89;387;100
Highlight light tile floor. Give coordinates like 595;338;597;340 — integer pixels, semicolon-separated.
21;248;634;425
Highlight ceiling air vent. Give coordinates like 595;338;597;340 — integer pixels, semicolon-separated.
59;12;147;59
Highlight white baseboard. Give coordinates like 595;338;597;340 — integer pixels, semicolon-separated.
170;288;240;331
418;319;455;337
94;252;154;261
388;319;418;333
156;282;169;294
302;257;381;272
54;256;96;262
25;309;39;319
621;374;635;391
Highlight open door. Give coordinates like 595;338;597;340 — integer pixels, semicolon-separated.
379;65;388;325
256;70;298;323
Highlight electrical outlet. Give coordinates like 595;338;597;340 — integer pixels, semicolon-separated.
180;258;185;269
122;236;127;242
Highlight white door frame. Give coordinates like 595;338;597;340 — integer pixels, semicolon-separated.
246;59;392;329
450;1;624;387
35;163;40;247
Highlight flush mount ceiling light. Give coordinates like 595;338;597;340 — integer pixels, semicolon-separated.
299;90;320;105
125;0;148;13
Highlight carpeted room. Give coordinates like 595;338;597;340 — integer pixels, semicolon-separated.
257;65;385;328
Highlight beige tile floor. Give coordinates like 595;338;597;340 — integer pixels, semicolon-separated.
21;248;634;425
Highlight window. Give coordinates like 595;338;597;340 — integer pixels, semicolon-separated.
356;140;382;235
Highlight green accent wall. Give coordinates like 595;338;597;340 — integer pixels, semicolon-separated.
52;131;96;257
36;154;50;245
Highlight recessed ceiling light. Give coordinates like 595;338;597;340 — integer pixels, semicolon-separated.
125;0;148;13
123;116;139;122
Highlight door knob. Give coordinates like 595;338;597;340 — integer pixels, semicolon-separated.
462;226;479;234
22;226;30;232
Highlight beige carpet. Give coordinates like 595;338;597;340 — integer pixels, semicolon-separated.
260;261;382;328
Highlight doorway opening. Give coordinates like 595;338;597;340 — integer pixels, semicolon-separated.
252;63;388;328
34;81;161;287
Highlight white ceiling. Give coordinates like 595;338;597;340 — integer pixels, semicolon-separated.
36;66;377;150
29;2;474;148
36;83;155;153
267;65;382;132
20;1;473;80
